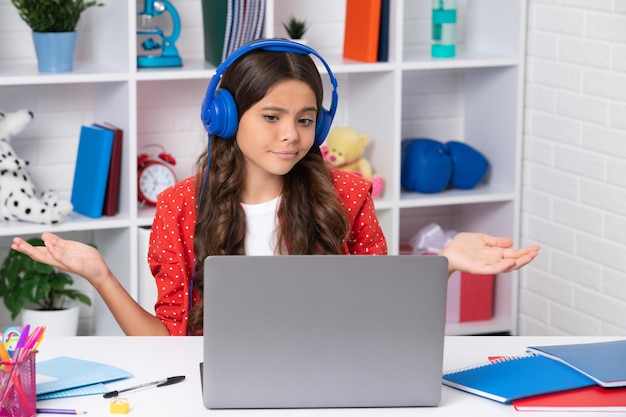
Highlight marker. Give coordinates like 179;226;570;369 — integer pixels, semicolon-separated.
0;342;10;363
103;375;185;398
24;325;43;351
11;324;29;360
14;325;29;350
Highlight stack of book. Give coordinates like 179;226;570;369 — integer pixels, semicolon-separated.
343;0;390;63
202;0;266;66
71;123;123;218
442;339;626;412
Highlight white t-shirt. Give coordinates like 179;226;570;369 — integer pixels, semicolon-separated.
241;196;280;255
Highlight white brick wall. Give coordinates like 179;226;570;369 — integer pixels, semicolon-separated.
520;0;626;335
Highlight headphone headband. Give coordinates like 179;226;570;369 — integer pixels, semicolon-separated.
200;38;338;145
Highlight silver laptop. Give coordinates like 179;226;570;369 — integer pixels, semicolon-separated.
202;255;448;409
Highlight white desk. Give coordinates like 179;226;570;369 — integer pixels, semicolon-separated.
34;335;620;416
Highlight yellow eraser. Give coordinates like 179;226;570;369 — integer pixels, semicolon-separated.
110;397;130;414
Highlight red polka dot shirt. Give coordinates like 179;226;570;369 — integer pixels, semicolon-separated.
147;168;388;335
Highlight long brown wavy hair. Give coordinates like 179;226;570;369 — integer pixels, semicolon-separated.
188;48;350;334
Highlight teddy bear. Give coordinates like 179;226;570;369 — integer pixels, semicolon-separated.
322;126;384;198
0;109;73;224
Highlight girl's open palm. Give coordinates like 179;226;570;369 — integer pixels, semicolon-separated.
440;232;540;275
12;232;111;287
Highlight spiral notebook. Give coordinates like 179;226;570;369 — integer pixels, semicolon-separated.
442;353;596;404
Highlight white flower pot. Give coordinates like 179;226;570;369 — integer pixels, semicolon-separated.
21;304;80;336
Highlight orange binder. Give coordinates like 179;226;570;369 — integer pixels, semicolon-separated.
343;0;382;63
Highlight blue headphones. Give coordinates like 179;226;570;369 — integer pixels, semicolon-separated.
200;39;339;147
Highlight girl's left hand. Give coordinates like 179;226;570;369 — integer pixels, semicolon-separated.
439;232;540;276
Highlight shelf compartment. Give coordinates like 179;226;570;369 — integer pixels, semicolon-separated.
0;2;131;81
401;66;521;199
403;0;523;64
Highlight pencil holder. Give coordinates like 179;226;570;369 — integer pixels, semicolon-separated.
0;352;37;417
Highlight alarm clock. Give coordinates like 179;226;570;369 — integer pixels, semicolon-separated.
137;145;177;206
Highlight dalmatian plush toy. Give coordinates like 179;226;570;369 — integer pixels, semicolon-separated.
0;109;73;224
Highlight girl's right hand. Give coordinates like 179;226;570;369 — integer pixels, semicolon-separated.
12;232;112;288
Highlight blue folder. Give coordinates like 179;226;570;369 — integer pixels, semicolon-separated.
528;339;626;387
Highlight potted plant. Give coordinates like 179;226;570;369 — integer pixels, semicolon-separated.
9;0;105;72
0;238;92;336
282;16;309;44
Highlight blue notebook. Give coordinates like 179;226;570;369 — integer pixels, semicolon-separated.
71;124;114;218
528;339;626;387
442;353;596;404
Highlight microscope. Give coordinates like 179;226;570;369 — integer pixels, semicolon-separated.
137;0;183;67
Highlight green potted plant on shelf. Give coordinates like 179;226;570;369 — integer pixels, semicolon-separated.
0;238;92;336
282;15;309;44
9;0;105;73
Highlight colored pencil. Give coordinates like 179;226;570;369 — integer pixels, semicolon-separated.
36;408;87;415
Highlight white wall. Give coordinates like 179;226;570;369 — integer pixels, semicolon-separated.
520;0;626;335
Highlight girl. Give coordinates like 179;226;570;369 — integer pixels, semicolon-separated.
11;40;539;336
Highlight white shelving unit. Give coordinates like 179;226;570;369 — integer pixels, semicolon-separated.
0;0;526;336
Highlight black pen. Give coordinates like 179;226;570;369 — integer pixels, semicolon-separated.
103;375;185;398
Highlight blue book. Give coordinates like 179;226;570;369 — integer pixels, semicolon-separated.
442;353;596;404
71;124;114;218
528;339;626;387
377;0;390;62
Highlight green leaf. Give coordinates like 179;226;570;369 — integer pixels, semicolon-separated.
4;296;23;321
63;290;92;306
10;0;105;32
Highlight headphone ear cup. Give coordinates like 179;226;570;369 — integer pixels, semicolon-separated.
314;108;332;147
205;88;239;138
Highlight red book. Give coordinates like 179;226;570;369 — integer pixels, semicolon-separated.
343;0;381;63
95;122;123;216
513;385;626;412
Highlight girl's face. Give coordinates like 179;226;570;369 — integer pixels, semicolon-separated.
236;79;318;186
